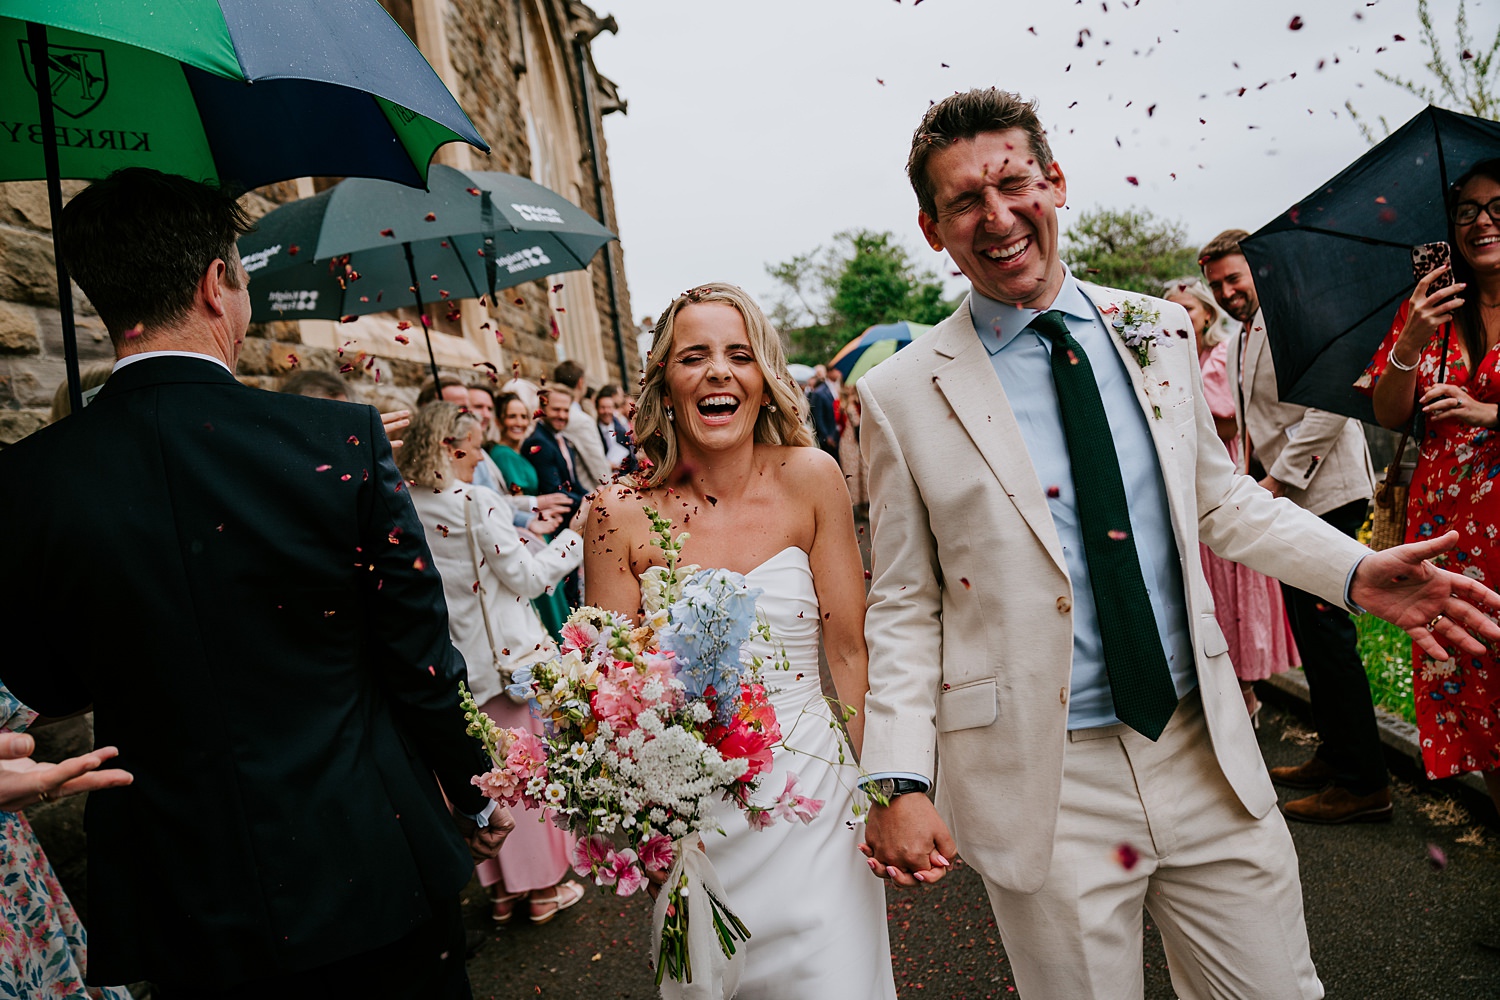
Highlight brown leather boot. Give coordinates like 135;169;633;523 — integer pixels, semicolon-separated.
1268;756;1337;789
1282;786;1393;824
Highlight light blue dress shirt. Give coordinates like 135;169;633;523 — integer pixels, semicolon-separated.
969;271;1196;729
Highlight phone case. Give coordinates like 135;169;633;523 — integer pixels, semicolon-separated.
1412;241;1455;290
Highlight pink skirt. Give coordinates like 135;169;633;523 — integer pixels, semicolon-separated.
1199;542;1300;682
474;694;575;893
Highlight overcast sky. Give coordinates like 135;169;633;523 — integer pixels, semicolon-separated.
590;0;1470;323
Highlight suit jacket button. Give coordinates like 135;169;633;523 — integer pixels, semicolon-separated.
1059;687;1068;705
1056;596;1072;614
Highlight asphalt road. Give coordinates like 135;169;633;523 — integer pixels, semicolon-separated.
461;702;1500;999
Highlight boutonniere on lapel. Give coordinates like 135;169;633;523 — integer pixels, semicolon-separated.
1100;298;1171;419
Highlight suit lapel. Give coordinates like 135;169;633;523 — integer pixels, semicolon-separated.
929;304;1068;576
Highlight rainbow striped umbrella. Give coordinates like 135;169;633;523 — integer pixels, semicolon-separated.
828;321;932;385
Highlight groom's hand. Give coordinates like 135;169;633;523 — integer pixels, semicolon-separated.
861;793;956;887
1350;530;1500;661
455;805;515;862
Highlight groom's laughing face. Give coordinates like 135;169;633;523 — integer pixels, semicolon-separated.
917;128;1067;310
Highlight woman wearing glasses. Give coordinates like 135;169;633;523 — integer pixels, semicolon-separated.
1358;159;1500;813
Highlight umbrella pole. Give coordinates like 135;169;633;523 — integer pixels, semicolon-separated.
27;22;83;416
402;242;441;387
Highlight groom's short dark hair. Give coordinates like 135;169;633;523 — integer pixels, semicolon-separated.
907;88;1054;219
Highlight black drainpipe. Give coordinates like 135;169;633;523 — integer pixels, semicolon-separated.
573;38;630;385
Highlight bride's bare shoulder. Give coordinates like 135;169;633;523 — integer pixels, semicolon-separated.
758;444;844;490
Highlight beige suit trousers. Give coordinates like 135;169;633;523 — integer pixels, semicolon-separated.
982;691;1323;1000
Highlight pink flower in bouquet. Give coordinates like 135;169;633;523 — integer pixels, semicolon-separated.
471;765;521;804
736;683;780;739
571;834;613;879
560;619;600;654
638;834;676;873
744;807;776;831
592;655;678;729
503;729;548;783
605;848;646;896
772;772;824;824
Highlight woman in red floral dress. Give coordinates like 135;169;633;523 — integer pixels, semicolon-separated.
1357;160;1500;809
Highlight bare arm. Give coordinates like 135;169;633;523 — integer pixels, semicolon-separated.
582;485;645;618
1372;269;1464;429
803;450;870;756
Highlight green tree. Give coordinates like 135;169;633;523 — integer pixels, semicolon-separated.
765;229;955;366
1060;206;1199;295
1346;0;1500;141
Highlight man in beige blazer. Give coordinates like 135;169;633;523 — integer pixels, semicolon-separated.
1200;232;1388;825
857;88;1500;1000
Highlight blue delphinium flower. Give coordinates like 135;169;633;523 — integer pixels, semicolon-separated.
656;568;762;722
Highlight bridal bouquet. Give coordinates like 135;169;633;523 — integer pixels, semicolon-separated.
462;507;822;997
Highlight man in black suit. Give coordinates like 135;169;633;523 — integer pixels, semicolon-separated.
524;383;588;521
808;364;841;458
0;169;511;998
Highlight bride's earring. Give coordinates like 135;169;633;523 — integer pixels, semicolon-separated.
665;402;676;422
762;398;777;413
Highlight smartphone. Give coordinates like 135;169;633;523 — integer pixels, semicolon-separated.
1412;241;1455;291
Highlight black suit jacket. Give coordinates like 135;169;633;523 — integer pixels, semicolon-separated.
0;357;490;987
524;426;586;518
809;381;841;456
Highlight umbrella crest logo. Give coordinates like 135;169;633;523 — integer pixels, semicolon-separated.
511;203;565;225
19;42;108;120
267;290;321;313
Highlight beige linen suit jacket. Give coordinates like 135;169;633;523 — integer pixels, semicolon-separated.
857;284;1371;894
1229;308;1375;515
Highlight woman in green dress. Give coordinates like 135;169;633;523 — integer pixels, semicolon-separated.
489;390;572;638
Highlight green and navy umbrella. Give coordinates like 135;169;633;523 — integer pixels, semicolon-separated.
828;321;932;385
238;164;617;382
1;0;489;409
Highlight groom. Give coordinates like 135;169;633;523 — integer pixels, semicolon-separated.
856;88;1500;998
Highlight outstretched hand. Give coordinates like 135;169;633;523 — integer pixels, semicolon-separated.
1350;530;1500;661
860;791;957;888
0;734;133;812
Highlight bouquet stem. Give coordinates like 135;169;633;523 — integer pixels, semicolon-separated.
651;838;748;999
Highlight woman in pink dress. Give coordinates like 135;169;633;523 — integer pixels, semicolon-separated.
1165;278;1299;719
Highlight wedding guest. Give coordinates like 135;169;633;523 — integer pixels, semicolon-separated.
837;379;868;515
1201;228;1388;825
48;363;114;421
585;282;897;999
279;368;351;401
807;364;840;458
398;402;587;925
0;685;133;1000
594;383;636;474
552;360;611;491
1164;277;1298;721
466;382;499;446
0;167;510;995
489;391;571;638
527;383;588;607
500;376;541;419
1359;158;1500;811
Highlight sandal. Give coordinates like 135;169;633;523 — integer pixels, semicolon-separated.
528;880;585;924
490;889;528;924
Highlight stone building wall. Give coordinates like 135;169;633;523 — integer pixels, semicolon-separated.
0;0;633;443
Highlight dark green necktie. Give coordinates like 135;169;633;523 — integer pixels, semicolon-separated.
1028;310;1179;740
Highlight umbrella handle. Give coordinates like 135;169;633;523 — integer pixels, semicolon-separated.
28;22;83;416
403;241;441;387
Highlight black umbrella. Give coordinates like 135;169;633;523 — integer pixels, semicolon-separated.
237;164;617;383
1240;105;1500;423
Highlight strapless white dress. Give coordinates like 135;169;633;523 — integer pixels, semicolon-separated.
704;546;897;1000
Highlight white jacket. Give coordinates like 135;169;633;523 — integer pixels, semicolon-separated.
410;482;582;706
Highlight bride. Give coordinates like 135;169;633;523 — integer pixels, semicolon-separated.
585;283;896;1000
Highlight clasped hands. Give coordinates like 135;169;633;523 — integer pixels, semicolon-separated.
859;792;957;888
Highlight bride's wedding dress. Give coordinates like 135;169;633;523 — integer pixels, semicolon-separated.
705;546;897;999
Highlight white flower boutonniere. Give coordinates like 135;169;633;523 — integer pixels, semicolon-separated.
1101;298;1176;419
1104;298;1161;368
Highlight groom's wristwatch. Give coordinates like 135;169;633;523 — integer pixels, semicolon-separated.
869;777;928;801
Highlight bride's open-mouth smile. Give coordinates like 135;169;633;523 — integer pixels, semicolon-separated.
695;393;742;426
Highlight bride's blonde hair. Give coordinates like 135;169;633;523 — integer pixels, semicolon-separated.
634;283;812;487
